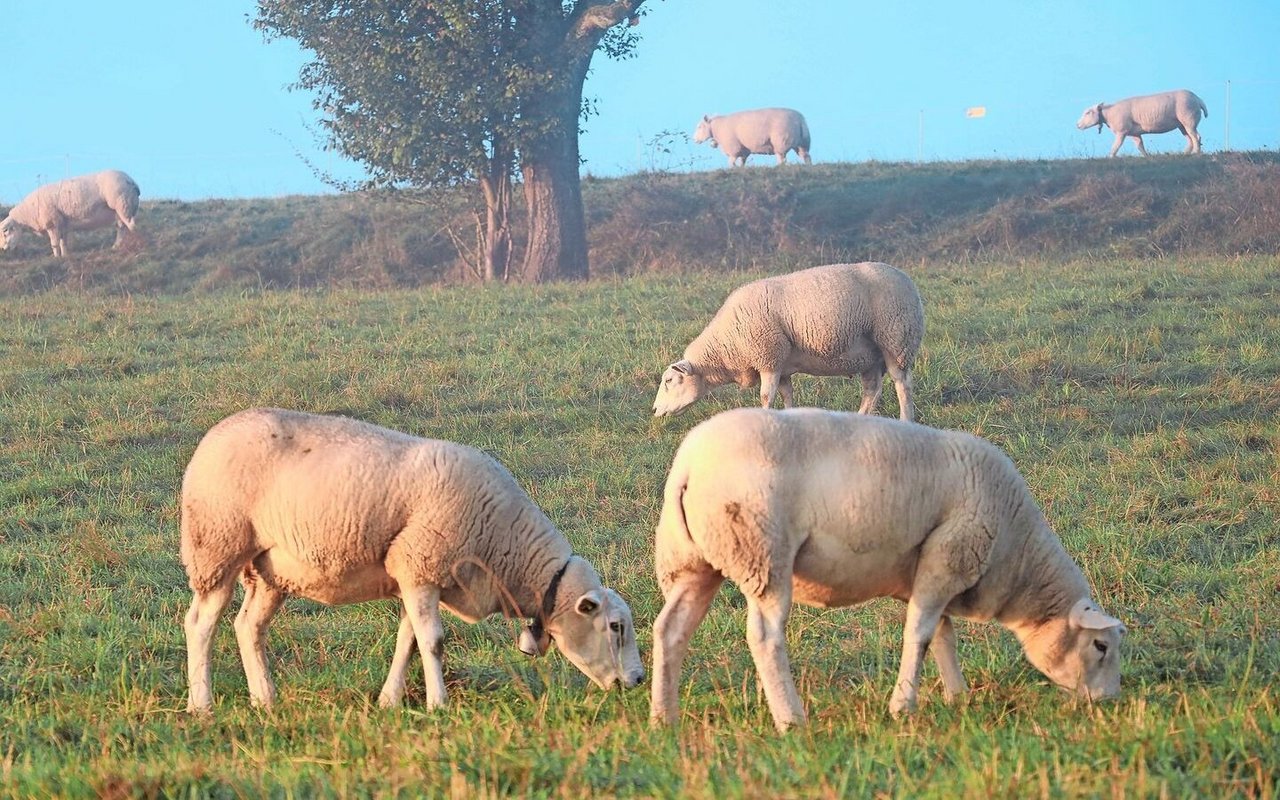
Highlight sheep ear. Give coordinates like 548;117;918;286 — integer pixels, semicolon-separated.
575;591;602;616
1070;599;1125;632
518;623;551;656
702;114;711;122
670;359;693;376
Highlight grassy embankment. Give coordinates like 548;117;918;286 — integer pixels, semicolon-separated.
1;150;1278;292
1;250;1278;796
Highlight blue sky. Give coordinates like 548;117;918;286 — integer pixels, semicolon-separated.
2;1;1277;201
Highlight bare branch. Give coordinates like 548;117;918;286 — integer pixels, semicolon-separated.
570;0;645;41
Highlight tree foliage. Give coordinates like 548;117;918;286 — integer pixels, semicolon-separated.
255;0;649;281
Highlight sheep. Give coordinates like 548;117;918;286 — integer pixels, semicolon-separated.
1075;89;1208;157
180;407;644;713
694;108;812;166
0;169;140;257
650;407;1126;730
652;262;924;422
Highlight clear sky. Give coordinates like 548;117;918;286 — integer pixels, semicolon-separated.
2;1;1277;202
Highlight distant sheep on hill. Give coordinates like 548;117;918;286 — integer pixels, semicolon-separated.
1076;89;1208;157
694;108;811;166
0;170;140;257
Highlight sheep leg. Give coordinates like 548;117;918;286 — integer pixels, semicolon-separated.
857;370;883;415
45;229;63;258
184;580;236;713
778;375;795;408
797;147;812;164
1109;133;1125;158
1132;136;1148;156
745;583;806;731
650;571;724;726
931;615;968;701
888;597;947;717
884;361;915;422
377;606;417;708
759;371;782;409
401;584;448;709
232;574;286;708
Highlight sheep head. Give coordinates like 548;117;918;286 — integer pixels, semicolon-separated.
0;217;18;250
1076;103;1105;132
693;116;714;145
1020;598;1126;702
547;586;644;690
653;359;706;416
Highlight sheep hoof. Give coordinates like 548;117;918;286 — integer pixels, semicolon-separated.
888;697;917;719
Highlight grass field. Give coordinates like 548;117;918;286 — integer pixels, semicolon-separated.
1;256;1278;797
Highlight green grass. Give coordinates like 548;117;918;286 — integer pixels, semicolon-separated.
1;256;1278;797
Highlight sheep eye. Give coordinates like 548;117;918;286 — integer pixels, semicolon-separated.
609;621;622;633
1093;640;1108;656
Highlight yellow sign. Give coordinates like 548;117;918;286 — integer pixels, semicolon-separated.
965;107;987;118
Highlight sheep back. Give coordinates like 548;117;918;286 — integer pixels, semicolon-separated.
180;408;570;611
658;407;1086;617
692;262;924;377
704;108;810;161
7;169;140;231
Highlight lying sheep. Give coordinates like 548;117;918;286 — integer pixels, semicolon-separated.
653;262;924;421
694;108;811;166
650;408;1126;730
1075;89;1208;156
0;170;140;257
180;408;644;713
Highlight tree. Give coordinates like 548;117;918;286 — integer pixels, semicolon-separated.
255;0;648;282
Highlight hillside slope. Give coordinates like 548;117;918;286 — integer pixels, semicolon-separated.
2;151;1276;293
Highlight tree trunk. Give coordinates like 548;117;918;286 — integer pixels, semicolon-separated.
517;1;647;282
521;151;587;282
520;80;590;282
479;153;513;282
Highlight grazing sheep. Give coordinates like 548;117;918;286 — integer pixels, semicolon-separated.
694;108;812;166
0;170;140;257
653;262;924;421
650;408;1126;730
1075;89;1208;156
181;408;644;713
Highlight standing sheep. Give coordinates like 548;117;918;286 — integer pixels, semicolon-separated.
694;108;812;166
651;408;1126;730
181;408;644;713
0;170;140;257
1075;89;1208;156
652;262;924;421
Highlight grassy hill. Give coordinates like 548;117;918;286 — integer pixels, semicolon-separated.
2;151;1277;293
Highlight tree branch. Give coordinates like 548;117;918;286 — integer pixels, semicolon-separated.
569;0;645;42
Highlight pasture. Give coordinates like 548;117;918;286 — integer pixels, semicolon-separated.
0;255;1277;797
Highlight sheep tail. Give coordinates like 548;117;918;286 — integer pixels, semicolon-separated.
655;456;697;592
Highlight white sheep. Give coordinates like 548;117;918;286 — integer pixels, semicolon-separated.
694;108;812;166
1075;89;1208;157
180;408;644;713
0;170;140;257
653;262;924;421
650;408;1126;730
